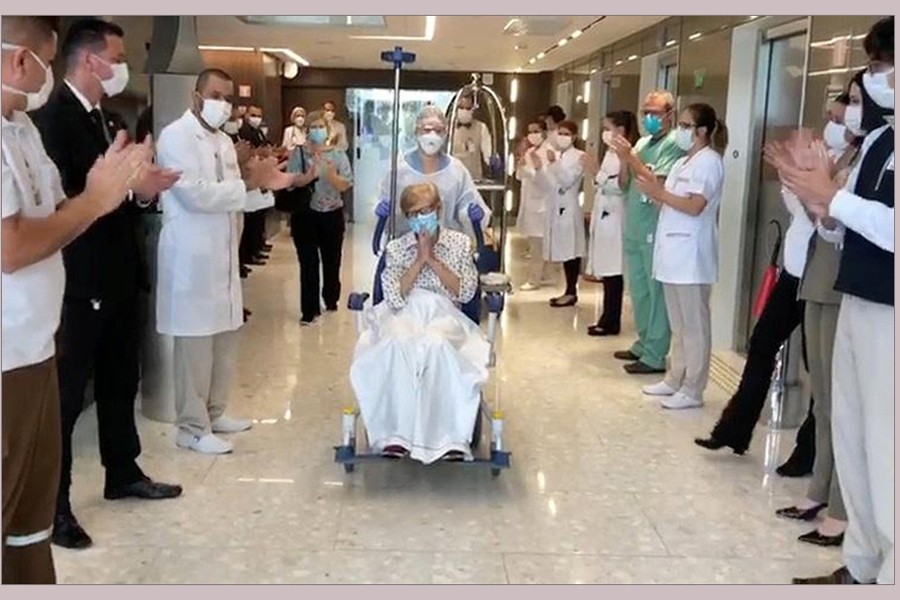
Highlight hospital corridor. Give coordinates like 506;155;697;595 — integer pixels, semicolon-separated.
0;11;894;587
53;225;840;584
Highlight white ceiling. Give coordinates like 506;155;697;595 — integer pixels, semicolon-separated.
195;16;668;73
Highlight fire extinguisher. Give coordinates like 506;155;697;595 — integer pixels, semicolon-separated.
751;220;783;321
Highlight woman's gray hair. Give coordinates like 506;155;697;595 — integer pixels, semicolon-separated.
416;105;448;129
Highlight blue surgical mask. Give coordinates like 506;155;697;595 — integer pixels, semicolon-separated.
408;211;439;236
643;114;663;136
308;127;328;145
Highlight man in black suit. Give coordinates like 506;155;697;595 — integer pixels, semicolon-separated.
30;17;182;551
238;104;273;268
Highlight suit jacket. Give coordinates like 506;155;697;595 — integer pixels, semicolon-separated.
30;83;144;302
238;123;270;148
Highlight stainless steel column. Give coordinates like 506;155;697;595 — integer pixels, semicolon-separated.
139;16;204;423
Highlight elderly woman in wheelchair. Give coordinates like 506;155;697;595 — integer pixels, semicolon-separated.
349;182;490;464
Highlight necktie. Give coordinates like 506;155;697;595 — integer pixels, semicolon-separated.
89;108;112;145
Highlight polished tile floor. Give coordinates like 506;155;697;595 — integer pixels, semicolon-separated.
55;222;840;584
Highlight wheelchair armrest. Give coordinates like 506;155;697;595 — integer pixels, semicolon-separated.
348;292;371;311
470;213;487;255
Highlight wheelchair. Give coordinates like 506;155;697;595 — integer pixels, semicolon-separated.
334;210;512;476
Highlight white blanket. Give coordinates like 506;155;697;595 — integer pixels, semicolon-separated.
350;288;490;464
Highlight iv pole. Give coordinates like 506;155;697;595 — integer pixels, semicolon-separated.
380;46;416;242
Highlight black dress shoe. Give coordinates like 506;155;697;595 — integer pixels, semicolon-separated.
775;503;827;521
104;478;183;501
793;566;860;584
52;513;93;549
262;243;273;252
325;305;338;312
798;529;844;547
693;436;747;456
549;295;578;307
776;455;814;478
623;361;666;375
588;324;620;337
255;253;271;261
614;350;640;361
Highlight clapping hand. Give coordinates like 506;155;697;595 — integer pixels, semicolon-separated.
234;140;254;166
634;171;663;201
608;134;633;158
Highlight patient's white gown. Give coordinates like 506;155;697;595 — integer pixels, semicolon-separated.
350;229;490;464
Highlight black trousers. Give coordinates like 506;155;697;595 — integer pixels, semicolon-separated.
563;258;582;296
598;275;624;331
240;209;267;264
710;272;813;452
290;209;346;321
55;297;144;516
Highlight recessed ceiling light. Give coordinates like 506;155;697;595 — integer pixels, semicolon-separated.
514;43;527;50
628;54;638;61
558;38;568;47
615;60;623;66
350;15;436;41
571;30;583;38
689;32;702;41
590;68;597;74
529;57;537;64
666;39;676;47
537;52;546;59
198;45;255;52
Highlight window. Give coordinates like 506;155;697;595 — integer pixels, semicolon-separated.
658;63;678;93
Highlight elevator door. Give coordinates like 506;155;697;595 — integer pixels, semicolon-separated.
741;32;808;347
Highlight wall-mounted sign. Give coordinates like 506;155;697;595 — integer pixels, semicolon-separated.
694;69;706;90
483;73;494;86
238;85;252;98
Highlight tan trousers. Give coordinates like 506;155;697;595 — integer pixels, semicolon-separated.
527;236;549;285
804;301;845;520
2;357;61;584
662;283;712;401
173;331;238;437
832;295;893;584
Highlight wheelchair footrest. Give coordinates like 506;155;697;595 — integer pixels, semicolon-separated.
490;450;511;470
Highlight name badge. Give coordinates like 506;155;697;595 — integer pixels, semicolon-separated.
646;233;654;244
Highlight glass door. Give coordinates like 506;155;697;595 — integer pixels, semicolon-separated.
347;88;457;224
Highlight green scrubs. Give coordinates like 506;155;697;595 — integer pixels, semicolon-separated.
622;130;685;369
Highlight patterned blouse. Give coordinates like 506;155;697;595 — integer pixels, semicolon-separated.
381;229;479;311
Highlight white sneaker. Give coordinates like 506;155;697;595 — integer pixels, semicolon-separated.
520;282;541;291
660;392;704;410
642;381;678;397
176;432;234;454
212;415;253;433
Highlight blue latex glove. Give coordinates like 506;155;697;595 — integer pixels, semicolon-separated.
375;198;391;218
467;202;485;223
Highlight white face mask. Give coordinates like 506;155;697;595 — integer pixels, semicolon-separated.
556;133;573;150
222;121;240;135
294;116;305;128
601;130;614;146
675;126;695;151
457;108;474;124
1;43;54;111
843;104;864;136
247;116;262;129
863;68;895;110
417;132;445;155
823;121;849;153
200;98;231;130
93;55;129;97
527;132;543;146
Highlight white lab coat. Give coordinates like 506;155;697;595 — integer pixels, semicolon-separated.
586;151;625;277
155;110;274;337
515;142;552;238
379;151;491;238
281;125;306;152
652;146;724;285
534;146;586;262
